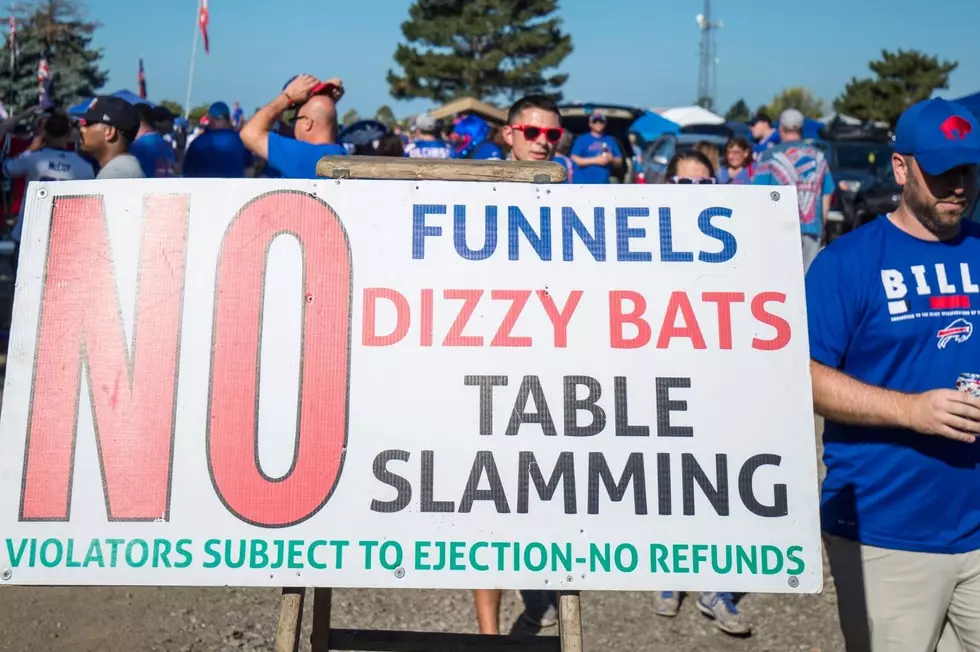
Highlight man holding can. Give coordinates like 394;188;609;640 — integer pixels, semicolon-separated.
807;98;980;652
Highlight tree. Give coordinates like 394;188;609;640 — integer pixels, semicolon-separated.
375;104;396;127
341;108;360;126
724;99;751;122
187;104;209;122
387;0;572;103
0;0;107;112
834;49;957;126
766;87;825;119
159;99;184;116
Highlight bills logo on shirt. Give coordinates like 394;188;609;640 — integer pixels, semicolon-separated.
880;263;980;316
937;318;973;349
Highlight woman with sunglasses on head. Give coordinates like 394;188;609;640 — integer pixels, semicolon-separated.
663;150;718;185
651;148;753;638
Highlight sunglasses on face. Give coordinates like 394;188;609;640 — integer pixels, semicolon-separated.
510;124;564;143
669;176;717;185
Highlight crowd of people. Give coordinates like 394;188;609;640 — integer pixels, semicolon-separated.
0;72;979;652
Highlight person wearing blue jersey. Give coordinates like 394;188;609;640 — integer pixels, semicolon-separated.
808;98;980;652
749;112;779;157
450;114;503;160
403;114;452;159
132;103;176;177
240;74;347;179
183;102;253;178
569;112;622;184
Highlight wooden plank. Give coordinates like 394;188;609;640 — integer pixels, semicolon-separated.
558;591;583;652
315;156;567;184
273;587;306;652
328;629;560;652
310;587;333;652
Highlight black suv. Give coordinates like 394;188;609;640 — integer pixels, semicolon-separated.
817;120;897;242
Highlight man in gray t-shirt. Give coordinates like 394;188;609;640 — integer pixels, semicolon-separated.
77;96;146;179
96;152;145;179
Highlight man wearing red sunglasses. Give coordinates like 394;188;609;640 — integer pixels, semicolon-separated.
502;95;564;164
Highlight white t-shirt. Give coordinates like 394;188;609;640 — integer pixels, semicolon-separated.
3;147;96;241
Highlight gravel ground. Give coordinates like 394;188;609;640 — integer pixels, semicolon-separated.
0;581;843;652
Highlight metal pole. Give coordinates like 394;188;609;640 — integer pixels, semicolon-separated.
183;0;200;119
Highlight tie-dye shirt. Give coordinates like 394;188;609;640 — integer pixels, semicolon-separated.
753;142;835;238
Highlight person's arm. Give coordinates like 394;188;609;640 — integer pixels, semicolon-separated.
240;74;322;161
0;107;38;140
822;168;835;222
608;139;624;168
2;150;38;179
813;362;980;443
569;137;601;167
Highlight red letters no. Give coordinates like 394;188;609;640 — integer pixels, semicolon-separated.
208;191;351;527
21;194;189;521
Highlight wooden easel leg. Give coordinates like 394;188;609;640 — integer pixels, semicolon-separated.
558;591;583;652
274;587;306;652
310;587;333;652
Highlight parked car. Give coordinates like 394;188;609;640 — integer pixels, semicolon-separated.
814;132;896;242
558;103;644;183
641;132;729;184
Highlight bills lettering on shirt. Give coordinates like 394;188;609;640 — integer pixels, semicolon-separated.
879;261;980;347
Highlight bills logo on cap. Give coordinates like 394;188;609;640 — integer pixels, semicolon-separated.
938;318;973;349
941;116;973;141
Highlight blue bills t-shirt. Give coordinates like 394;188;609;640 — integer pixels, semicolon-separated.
183;129;253;178
807;216;980;553
404;139;453;159
266;132;347;179
570;134;621;184
131;132;176;178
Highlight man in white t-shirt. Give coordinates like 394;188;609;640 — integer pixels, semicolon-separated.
3;112;95;242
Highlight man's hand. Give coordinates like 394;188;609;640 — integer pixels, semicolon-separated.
905;389;980;443
282;74;322;105
321;77;344;102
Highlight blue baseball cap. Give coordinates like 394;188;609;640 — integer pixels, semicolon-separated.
208;101;231;119
894;98;980;175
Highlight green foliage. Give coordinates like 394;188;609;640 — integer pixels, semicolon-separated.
375;104;396;127
188;104;209;122
834;49;958;126
766;87;825;119
0;0;107;112
158;99;183;116
724;99;751;122
387;0;572;103
341;108;360;126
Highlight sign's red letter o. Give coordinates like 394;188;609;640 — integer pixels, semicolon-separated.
208;191;351;527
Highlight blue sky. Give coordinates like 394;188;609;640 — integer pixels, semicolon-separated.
85;0;978;118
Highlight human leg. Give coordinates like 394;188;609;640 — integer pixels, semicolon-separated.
474;589;502;634
825;535;956;652
946;548;980;650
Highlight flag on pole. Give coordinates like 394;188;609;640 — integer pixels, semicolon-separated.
37;52;53;110
8;5;16;71
198;0;209;54
138;57;147;99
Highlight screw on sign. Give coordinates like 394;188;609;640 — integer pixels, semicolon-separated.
19;191;352;527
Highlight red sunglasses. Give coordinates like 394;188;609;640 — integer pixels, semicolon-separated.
510;124;564;143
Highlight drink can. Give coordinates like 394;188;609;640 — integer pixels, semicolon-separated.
956;373;980;398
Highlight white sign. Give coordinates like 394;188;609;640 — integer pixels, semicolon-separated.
0;179;821;592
